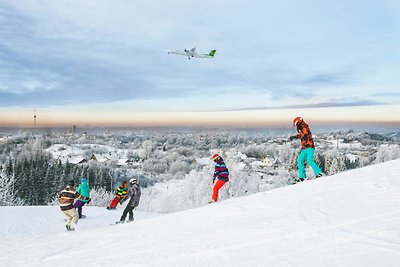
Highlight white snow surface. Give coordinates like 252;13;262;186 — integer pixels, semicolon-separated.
1;159;400;266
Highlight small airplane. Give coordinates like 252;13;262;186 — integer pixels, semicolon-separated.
166;47;216;59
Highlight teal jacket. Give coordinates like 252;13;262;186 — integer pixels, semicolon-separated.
76;181;90;202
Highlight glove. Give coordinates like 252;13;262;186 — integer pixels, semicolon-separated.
289;135;297;141
87;198;91;204
212;179;215;184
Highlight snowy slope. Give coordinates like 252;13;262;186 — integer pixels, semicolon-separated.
0;206;160;238
1;159;400;267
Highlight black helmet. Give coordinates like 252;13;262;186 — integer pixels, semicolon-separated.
68;180;75;187
129;178;137;185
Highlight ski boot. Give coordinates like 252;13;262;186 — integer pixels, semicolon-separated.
294;177;306;183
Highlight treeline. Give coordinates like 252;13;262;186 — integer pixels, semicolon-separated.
4;154;112;205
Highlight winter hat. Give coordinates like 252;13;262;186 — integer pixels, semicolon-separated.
292;117;303;126
212;154;219;161
68;180;75;187
129;178;137;185
81;177;87;183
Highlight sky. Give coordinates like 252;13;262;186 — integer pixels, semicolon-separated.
0;0;399;128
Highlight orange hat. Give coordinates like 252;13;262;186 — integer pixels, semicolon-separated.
212;154;219;161
293;117;303;126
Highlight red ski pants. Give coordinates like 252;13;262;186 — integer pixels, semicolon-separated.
109;197;120;208
212;180;227;202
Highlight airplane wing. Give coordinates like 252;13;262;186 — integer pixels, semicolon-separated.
166;50;188;56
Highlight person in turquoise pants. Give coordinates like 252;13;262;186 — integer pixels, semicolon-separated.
290;117;323;181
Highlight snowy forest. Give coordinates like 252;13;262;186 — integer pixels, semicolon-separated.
0;128;399;212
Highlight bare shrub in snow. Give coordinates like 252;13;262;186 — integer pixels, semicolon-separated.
86;187;114;207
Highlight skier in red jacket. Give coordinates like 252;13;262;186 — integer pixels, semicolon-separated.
107;181;128;210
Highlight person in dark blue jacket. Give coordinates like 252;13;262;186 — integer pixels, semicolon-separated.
116;178;141;223
211;154;229;202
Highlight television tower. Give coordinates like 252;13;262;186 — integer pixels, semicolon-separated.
34;108;37;129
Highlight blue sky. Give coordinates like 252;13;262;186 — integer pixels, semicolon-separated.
0;0;399;127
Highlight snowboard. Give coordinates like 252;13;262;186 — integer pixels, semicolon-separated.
290;178;307;185
111;220;134;226
290;173;324;185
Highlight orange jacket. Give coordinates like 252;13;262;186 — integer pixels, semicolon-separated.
295;121;315;149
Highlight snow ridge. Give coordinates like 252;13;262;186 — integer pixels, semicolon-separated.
1;159;400;267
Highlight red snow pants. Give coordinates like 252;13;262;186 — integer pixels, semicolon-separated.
108;197;120;208
212;180;227;202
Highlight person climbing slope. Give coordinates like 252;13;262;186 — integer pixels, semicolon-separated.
289;117;323;182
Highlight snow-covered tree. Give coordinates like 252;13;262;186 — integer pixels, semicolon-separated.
375;145;400;163
0;172;25;206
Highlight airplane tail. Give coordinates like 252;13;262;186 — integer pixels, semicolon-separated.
208;50;216;57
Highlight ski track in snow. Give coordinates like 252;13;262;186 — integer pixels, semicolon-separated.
1;159;400;266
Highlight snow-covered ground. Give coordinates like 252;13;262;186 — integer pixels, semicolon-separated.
0;206;160;238
1;159;400;266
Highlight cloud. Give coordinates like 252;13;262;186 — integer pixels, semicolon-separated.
222;99;383;112
301;72;350;86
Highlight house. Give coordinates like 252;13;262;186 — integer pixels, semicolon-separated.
345;154;359;163
117;158;135;166
90;153;109;163
249;160;264;169
237;152;247;160
69;156;87;165
58;155;87;165
106;152;120;162
261;157;273;167
157;145;167;151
